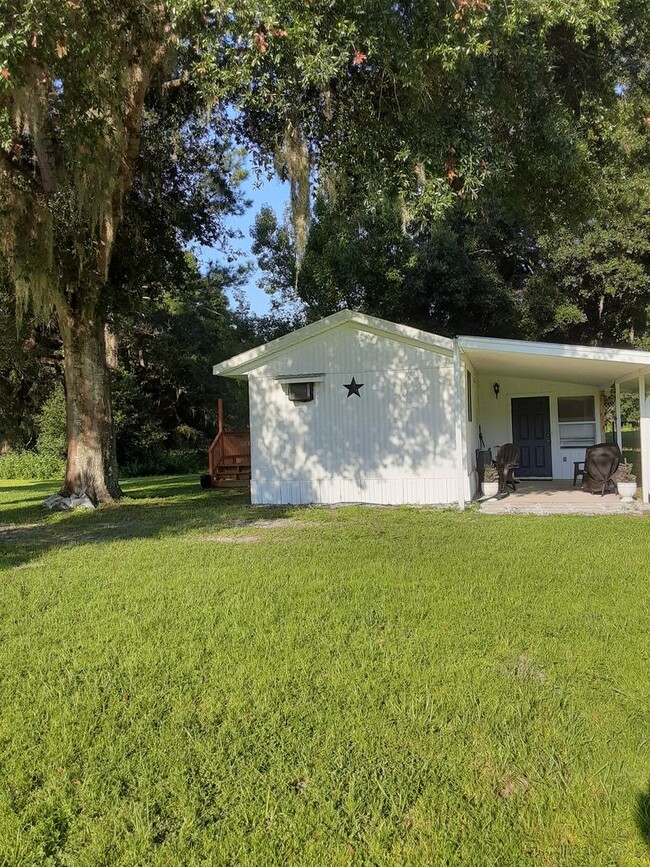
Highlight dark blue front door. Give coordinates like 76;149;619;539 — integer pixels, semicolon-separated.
511;397;552;478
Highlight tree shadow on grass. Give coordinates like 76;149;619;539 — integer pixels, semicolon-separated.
121;475;207;499
636;786;650;852
0;479;65;510
0;476;298;572
0;475;224;526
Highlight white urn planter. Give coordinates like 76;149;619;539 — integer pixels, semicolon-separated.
617;481;637;503
482;481;500;499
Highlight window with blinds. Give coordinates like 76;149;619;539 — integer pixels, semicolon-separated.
557;396;596;448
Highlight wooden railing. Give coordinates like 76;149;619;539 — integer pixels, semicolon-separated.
208;399;251;482
208;431;251;477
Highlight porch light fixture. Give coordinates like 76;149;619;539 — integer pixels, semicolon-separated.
493;382;500;399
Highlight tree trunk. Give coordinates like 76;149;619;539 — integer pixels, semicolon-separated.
58;307;122;503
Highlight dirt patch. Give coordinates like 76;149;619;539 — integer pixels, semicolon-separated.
232;518;315;530
515;654;546;682
202;534;263;544
498;776;531;799
200;518;319;543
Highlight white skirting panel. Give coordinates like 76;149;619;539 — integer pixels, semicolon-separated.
251;477;459;506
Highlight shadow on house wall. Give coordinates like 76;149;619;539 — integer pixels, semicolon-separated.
246;325;458;503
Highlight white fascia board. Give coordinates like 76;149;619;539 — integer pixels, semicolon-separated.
353;314;454;354
212;310;351;377
213;309;453;377
612;365;650;386
274;373;326;383
458;334;650;367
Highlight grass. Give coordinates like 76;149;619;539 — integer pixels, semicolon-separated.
1;476;650;866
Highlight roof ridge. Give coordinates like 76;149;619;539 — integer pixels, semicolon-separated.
213;310;452;378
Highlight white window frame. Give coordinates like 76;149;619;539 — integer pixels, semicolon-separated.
557;396;597;449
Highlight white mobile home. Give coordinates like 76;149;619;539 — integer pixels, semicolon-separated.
213;310;650;506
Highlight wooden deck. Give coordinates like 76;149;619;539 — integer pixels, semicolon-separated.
205;400;251;488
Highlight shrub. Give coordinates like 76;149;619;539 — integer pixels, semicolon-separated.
35;384;67;459
0;447;206;481
483;465;499;483
0;451;65;480
616;461;636;482
119;448;207;478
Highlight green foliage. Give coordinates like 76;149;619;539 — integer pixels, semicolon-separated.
242;1;650;348
0;376;208;479
524;175;650;345
111;369;167;467
196;0;641;230
251;205;298;310
0;0;171;306
0;451;64;480
519;80;650;345
104;82;255;452
35;384;67;459
0;270;61;449
112;368;207;476
113;258;253;442
107;92;249;319
2;478;650;863
253;197;523;337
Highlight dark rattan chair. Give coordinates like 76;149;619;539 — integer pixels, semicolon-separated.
495;443;520;494
581;443;622;496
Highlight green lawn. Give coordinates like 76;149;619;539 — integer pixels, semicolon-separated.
1;477;650;866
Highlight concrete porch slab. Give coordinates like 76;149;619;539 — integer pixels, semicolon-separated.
478;480;650;515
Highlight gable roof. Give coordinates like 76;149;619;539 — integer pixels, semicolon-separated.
213;309;454;378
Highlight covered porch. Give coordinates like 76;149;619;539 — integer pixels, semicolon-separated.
479;479;650;514
457;335;650;506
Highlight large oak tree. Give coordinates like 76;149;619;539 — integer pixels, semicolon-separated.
0;1;173;501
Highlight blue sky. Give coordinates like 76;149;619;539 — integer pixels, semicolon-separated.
199;161;289;316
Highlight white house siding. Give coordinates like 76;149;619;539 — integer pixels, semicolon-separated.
247;323;458;505
476;374;602;481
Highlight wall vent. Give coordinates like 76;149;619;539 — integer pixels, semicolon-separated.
287;382;314;402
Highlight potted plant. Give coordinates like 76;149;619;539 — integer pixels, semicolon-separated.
616;462;637;502
482;465;500;499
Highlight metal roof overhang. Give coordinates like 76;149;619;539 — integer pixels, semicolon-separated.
459;336;650;389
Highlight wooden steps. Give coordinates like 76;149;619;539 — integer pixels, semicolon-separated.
214;461;251;488
204;400;252;490
214;477;250;488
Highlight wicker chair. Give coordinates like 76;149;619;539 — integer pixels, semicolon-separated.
495;443;520;494
582;443;622;496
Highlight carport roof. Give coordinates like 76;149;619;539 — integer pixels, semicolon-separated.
459;335;650;388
